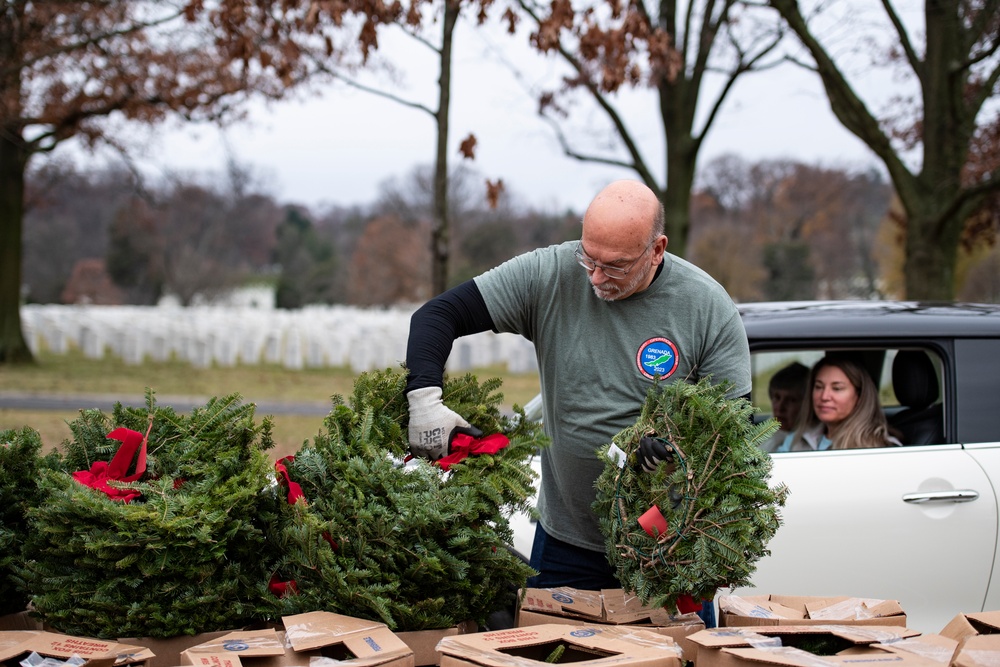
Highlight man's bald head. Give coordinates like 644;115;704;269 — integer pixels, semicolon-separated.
578;180;668;301
583;180;663;252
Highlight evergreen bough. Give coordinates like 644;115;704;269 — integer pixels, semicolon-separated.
593;378;789;612
19;391;284;638
0;427;60;616
271;367;547;631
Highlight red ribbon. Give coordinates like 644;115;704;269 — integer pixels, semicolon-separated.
636;506;700;615
677;594;702;615
638;505;668;537
436;433;510;471
72;427;149;502
275;456;305;505
268;572;299;598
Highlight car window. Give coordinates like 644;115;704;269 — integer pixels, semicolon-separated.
751;347;948;450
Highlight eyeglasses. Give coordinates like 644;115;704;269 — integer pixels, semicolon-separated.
574;241;653;280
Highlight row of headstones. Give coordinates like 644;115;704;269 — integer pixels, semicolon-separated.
20;304;539;374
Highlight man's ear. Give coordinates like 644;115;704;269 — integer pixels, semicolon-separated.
653;235;668;261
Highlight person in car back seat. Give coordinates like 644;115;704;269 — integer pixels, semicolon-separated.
760;361;810;453
776;355;902;452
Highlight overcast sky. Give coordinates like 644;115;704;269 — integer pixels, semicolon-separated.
93;4;909;215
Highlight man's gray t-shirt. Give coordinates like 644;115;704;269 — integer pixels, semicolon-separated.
475;241;751;552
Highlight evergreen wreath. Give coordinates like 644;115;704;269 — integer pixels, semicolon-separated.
0;427;60;616
593;377;789;612
270;367;547;631
19;391;284;639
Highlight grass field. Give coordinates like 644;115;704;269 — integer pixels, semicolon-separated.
0;351;541;459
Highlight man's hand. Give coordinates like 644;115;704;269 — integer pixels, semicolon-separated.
636;435;673;473
407;387;482;460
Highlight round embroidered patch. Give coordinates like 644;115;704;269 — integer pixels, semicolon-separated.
637;337;679;380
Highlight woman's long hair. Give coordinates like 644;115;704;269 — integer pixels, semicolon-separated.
791;355;895;450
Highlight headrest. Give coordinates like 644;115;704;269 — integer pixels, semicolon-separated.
892;350;939;410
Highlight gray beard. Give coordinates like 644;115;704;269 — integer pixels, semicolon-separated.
590;264;651;301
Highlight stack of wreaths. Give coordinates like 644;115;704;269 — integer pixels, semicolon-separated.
269;368;547;631
16;392;284;638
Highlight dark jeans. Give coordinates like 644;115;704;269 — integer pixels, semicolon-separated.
527;523;716;628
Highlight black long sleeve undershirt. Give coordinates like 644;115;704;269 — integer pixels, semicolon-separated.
405;280;496;394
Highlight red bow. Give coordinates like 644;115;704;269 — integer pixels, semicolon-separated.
436;433;510;471
676;594;702;615
268;572;299;598
275;456;305;504
72;426;149;502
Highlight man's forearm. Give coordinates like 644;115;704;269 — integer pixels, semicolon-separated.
404;280;495;393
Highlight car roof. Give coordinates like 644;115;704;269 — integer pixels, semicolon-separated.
738;300;1000;341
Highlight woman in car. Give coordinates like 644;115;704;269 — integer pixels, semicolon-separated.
776;355;902;452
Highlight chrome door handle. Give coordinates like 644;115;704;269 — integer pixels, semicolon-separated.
902;490;980;504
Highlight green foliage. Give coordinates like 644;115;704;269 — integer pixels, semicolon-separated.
274;207;339;309
544;644;566;663
271;367;548;630
593;378;789;612
763;241;815;301
0;427;61;615
20;391;284;638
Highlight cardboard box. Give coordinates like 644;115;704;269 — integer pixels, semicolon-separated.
515;588;704;660
876;633;959;666
282;611;413;667
951;634;1000;667
0;611;42;632
120;630;232;667
940;612;1000;645
0;630;154;667
718;594;907;627
689;625;934;667
436;623;682;667
396;621;477;667
181;629;290;667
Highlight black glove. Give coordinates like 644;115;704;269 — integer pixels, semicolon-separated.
636;435;674;474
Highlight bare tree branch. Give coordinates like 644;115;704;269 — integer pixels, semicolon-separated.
309;57;436;116
695;24;784;145
769;0;909;187
880;0;923;80
539;111;640;171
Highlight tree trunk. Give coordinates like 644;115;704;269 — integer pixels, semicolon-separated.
900;187;977;301
903;215;956;300
0;6;33;365
431;0;460;296
658;48;700;257
662;133;696;255
0;122;34;364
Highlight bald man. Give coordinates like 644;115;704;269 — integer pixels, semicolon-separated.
404;180;750;622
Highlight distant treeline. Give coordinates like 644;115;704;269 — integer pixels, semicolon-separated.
21;155;1000;307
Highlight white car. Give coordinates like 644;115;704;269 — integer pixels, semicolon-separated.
509;300;1000;634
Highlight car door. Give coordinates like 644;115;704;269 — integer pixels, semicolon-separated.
732;443;996;634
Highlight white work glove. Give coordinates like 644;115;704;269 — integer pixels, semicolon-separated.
407;387;482;460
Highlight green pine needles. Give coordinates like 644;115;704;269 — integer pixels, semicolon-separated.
0;426;60;616
271;367;548;631
19;390;284;638
593;378;789;612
